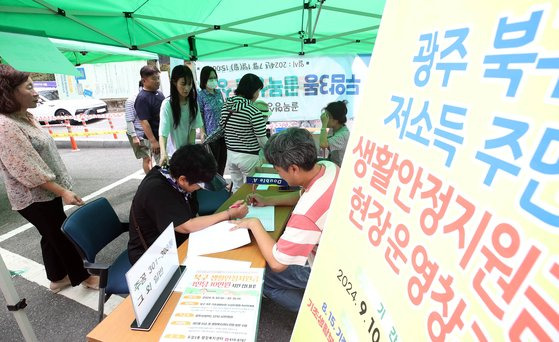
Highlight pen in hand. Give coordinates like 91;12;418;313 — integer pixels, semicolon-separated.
229;200;245;209
245;194;256;207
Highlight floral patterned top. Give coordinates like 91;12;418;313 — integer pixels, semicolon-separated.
0;113;73;210
197;88;224;135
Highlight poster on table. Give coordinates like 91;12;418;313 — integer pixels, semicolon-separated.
196;54;371;122
292;1;559;341
160;268;264;341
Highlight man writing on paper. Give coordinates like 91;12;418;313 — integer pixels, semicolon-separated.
233;127;340;312
128;144;248;264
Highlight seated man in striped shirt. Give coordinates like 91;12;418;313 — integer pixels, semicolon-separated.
233;127;340;312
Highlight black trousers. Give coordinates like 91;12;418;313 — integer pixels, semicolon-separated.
209;137;227;176
18;197;89;286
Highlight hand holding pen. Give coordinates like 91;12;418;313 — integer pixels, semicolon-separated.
245;193;266;207
227;200;248;219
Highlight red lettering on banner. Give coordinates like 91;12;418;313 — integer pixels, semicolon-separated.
347;136;555;339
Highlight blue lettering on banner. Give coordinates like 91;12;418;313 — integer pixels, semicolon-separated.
483;10;541;97
413;27;469;88
482;9;559;101
384;96;467;168
475;117;529;186
521;128;559;227
389;7;559;229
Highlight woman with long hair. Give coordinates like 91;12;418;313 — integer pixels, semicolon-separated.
220;73;267;191
197;66;227;175
159;65;204;165
0;65;98;292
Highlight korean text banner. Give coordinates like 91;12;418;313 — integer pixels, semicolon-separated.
196;55;370;122
292;1;558;341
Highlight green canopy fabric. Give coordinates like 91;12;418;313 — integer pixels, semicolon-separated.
50;38;158;65
0;0;385;60
0;31;79;75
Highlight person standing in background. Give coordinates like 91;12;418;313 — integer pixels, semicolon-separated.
198;66;227;175
135;65;164;165
125;81;152;174
319;100;350;167
221;73;267;192
159;65;204;166
0;65;99;293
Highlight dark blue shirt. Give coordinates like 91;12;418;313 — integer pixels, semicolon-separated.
134;89;165;140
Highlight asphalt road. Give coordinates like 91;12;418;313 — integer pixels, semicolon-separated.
0;145;296;341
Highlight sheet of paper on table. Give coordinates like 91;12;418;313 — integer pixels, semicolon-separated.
175;256;252;293
245;205;275;232
186;221;250;258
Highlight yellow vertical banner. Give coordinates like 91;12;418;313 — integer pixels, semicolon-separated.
292;1;558;341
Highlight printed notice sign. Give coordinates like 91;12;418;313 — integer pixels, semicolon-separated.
160;268;264;341
126;224;179;326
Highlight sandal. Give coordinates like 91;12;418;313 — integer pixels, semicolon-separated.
81;276;100;290
50;276;71;293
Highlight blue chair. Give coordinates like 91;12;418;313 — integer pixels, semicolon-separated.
197;187;232;215
61;197;131;322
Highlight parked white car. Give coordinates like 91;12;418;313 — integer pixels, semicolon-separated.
29;90;108;122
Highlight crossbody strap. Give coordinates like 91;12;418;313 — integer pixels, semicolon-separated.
130;199;149;251
221;109;233;129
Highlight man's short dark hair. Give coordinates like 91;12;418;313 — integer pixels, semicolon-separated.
264;127;317;171
169;144;217;184
140;65;160;79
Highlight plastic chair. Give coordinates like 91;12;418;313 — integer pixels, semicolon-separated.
61;197;131;322
197;187;232;215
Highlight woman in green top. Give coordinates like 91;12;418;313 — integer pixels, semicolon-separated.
319;100;350;166
159;65;204;165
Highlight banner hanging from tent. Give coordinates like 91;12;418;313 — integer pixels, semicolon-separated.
196;54;371;122
55;61;149;99
292;0;558;341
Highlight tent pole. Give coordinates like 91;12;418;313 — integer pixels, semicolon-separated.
0;254;38;342
223;27;300;42
310;0;324;40
0;5;50;14
307;39;376;54
306;8;312;40
319;25;380;42
136;27;213;49
321;5;383;19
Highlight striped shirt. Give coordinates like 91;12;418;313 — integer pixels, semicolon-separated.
124;93;144;137
220;96;266;155
272;161;339;267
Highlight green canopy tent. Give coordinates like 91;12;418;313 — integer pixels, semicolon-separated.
0;0;385;61
50;38;158;65
0;32;157;74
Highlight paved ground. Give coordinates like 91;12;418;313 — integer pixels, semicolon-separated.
0;121;297;341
